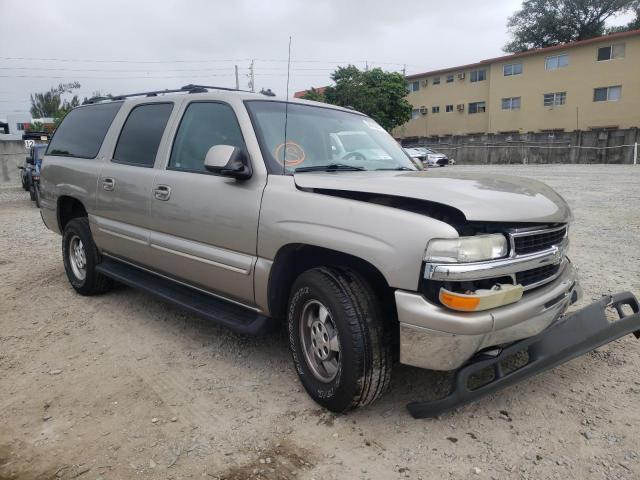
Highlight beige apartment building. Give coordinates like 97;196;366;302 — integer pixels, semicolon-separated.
396;29;640;139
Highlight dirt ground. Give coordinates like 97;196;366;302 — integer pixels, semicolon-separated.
1;164;639;480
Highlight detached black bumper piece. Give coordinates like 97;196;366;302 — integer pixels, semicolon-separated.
407;291;640;419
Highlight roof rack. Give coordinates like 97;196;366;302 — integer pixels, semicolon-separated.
86;84;262;104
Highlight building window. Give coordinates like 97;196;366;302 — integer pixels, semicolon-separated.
445;104;454;112
411;109;421;119
16;123;26;131
545;53;569;70
407;80;420;92
543;92;566;106
446;74;454;83
432;76;441;85
503;63;523;76
470;70;486;82
501;97;521;110
468;101;486;114
597;43;625;61
593;86;621;102
432;106;440;113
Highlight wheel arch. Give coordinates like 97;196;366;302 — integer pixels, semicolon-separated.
57;196;88;232
266;243;397;323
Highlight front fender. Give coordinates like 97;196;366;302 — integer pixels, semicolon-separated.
257;176;459;291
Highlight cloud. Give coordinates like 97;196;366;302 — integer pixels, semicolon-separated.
1;0;522;115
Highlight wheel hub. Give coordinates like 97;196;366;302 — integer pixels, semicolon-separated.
68;235;87;281
299;300;340;383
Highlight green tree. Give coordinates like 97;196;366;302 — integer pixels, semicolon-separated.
30;82;81;118
505;0;636;53
323;66;412;131
301;87;325;102
27;121;44;132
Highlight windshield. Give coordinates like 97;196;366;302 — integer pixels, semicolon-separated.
245;100;417;173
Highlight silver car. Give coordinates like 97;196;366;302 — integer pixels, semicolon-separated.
39;85;639;417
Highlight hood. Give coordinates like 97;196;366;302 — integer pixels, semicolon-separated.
293;170;571;224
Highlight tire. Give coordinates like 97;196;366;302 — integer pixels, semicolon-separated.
287;267;392;412
62;217;114;296
33;184;41;208
21;175;29;191
29;184;36;202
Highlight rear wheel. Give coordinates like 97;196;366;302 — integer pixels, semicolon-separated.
287;267;392;412
62;217;114;296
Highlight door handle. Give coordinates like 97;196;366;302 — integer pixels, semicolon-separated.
153;184;172;201
102;177;115;191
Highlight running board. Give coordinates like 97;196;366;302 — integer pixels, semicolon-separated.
407;291;640;419
96;257;275;335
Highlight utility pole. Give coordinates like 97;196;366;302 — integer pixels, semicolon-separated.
248;59;255;93
402;64;406;77
365;60;368;71
234;65;239;90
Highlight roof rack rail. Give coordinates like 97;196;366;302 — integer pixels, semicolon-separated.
85;84;270;104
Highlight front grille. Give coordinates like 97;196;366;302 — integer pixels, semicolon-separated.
436;158;448;165
516;263;561;287
513;226;566;255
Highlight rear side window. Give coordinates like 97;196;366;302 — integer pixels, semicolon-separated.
169;102;245;173
113;103;173;167
47;102;122;158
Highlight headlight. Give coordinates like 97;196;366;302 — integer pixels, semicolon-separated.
424;234;508;263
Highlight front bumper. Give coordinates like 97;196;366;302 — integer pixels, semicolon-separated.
397;260;580;371
407;291;640;418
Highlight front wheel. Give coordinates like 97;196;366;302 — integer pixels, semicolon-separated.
287;267;392;412
62;217;114;296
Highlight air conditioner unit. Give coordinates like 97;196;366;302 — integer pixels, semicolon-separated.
456;104;465;111
419;106;428;115
457;72;466;80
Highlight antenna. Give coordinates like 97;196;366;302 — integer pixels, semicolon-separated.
249;59;255;93
283;36;292;175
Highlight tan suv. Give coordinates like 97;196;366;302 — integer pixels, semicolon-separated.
40;85;640;418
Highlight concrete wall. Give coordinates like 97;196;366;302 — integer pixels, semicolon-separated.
0;140;27;184
403;128;639;165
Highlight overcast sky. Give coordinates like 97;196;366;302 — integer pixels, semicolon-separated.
0;0;633;118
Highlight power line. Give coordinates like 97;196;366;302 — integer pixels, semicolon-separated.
0;55;429;69
0;73;236;80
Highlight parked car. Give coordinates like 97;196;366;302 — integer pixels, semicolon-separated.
403;147;425;160
415;147;450;167
39;85;639;418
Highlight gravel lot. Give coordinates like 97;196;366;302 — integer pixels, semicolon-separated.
1;164;639;480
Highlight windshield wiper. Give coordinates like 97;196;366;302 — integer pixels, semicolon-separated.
375;166;415;171
294;163;366;173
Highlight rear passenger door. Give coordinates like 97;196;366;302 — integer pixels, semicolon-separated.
147;101;265;305
93;102;174;265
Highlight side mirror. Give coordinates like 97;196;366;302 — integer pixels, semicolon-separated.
204;145;252;180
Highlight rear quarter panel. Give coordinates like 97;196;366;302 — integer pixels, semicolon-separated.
40;156;102;234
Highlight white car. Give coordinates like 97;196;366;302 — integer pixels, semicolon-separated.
414;147;451;167
403;147;426;161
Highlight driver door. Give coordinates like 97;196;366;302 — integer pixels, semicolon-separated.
147;101;265;305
